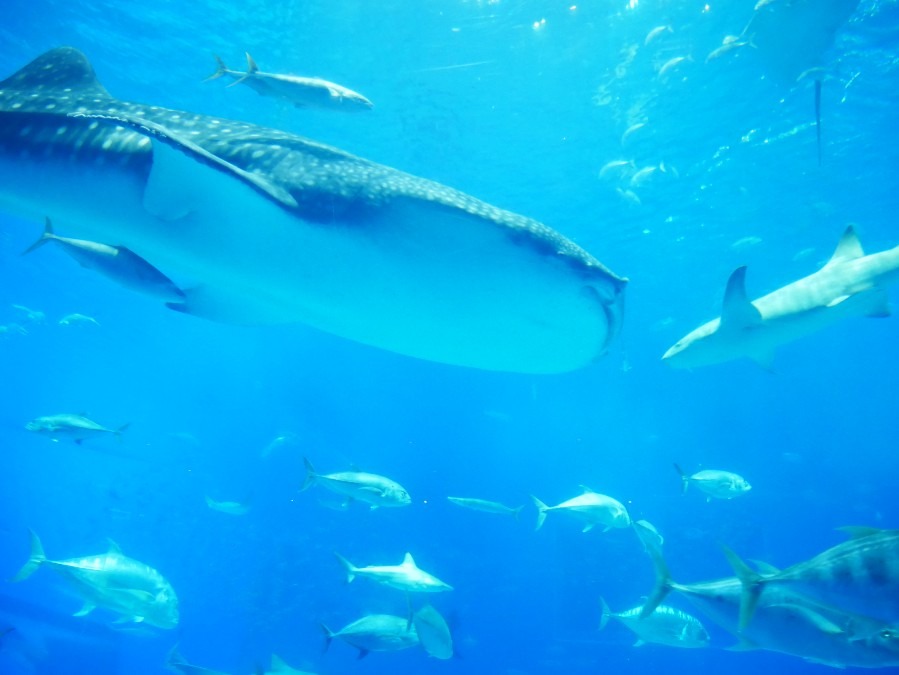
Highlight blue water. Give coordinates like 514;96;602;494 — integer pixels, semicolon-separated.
1;0;898;672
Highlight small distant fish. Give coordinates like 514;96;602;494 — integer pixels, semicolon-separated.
23;218;186;303
334;551;453;593
206;53;373;112
166;645;230;675
706;36;755;63
447;496;523;519
532;486;631;533
616;188;642;207
658;55;692;79
620;122;646;146
302;458;411;509
600;597;710;648
0;323;28;336
25;413;129;445
674;464;751;501
633;519;665;554
629;165;658;188
599;159;634;180
754;0;777;10
205;495;250;516
644;25;674;47
412;603;454;660
11;304;44;322
322;614;419;659
731;235;763;250
260;432;299;458
58;313;100;327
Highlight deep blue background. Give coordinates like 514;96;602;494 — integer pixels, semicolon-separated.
1;0;898;673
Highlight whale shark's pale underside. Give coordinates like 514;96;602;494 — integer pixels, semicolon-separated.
0;48;626;373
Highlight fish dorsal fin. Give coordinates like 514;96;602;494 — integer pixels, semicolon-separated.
578;484;596;494
245;52;260;74
402;552;417;568
106;538;123;555
837;525;882;540
827;226;864;265
0;47;110;98
720;266;762;329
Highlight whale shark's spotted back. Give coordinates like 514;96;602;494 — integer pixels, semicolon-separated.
0;47;626;373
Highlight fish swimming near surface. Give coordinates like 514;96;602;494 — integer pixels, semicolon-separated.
302;458;410;509
22;218;185;303
599;597;710;648
0;47;627;374
674;464;752;500
206;53;374;112
25;413;129;444
334;551;453;593
642;545;899;668
531;486;631;533
446;496;523;519
663;226;899;369
322;614;420;659
412;603;454;660
724;526;899;633
12;530;179;629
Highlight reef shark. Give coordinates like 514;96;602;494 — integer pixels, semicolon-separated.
0;47;626;374
663;226;899;369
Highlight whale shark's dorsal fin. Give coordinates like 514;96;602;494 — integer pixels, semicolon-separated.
720;266;762;329
826;225;864;266
0;46;111;99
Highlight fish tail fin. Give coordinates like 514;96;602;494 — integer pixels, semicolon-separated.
512;505;524;522
530;495;548;531
320;623;334;653
245;52;260;74
722;545;764;631
334;552;356;583
640;540;674;618
673;463;689;493
301;457;317;491
11;530;46;582
226;52;257;88
21;217;56;256
114;422;130;442
599;596;612;631
204;55;229;82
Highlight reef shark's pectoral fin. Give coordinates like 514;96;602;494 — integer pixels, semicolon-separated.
720;266;763;330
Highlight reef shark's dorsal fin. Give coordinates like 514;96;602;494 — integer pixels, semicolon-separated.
106;538;123;555
401;552;417;568
0;47;111;99
826;225;865;266
720;266;762;330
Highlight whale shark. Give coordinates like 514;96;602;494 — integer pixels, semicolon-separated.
0;47;626;374
663;226;899;369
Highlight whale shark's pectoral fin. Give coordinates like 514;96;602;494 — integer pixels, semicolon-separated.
720;266;762;330
70;111;298;210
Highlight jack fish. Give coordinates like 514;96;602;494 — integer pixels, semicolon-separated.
25;413;128;444
12;531;178;629
322;614;419;658
301;458;410;509
0;47;626;374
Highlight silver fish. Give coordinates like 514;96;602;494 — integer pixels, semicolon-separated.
12;531;178;629
532;486;630;533
600;597;709;648
447;496;523;519
25;413;129;444
322;614;419;658
207;53;373;112
204;496;250;516
0;48;627;374
301;458;410;509
23;218;185;303
674;464;752;500
412;603;454;660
